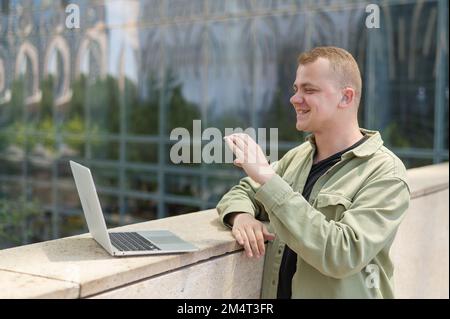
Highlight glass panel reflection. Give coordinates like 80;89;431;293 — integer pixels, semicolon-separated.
126;169;158;193
165;23;203;134
373;2;438;149
127;142;158;163
0;0;447;248
57;183;80;214
126;197;157;222
165;173;201;197
165;203;200;217
90;139;120;161
0;158;23;176
207;20;253;129
206;176;242;203
91;166;119;188
99;193;121;227
402;157;434;169
255;14;308;142
59;212;86;238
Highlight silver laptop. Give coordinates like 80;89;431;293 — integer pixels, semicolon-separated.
69;160;199;256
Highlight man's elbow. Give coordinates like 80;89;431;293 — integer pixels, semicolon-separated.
317;259;368;279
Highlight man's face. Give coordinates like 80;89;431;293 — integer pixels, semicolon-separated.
290;58;342;133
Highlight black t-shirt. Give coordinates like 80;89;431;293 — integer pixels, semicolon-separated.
276;134;369;299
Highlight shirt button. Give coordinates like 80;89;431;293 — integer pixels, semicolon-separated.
272;280;276;285
278;248;283;254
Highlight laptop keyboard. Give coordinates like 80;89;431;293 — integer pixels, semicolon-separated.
109;232;161;252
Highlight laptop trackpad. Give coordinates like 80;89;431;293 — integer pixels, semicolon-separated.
139;230;185;247
138;230;198;252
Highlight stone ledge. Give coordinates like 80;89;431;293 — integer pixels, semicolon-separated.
0;209;240;298
89;250;264;299
0;270;79;299
391;188;449;298
406;162;449;198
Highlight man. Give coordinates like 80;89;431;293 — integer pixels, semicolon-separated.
217;46;410;299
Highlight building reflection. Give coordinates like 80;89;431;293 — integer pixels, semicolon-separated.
0;0;448;248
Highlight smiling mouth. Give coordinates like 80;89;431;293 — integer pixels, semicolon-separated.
297;110;310;114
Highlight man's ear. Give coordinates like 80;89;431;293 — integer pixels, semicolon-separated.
338;87;355;108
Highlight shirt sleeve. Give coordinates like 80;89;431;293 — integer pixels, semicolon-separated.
216;161;282;228
254;174;411;279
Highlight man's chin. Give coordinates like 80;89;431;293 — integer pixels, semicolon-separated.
295;123;309;132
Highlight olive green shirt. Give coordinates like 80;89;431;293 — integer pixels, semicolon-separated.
216;128;410;299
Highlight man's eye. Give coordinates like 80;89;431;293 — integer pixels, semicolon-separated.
305;89;315;94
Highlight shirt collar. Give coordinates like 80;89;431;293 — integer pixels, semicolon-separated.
305;128;384;159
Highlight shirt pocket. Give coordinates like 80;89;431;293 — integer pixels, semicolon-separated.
313;193;352;221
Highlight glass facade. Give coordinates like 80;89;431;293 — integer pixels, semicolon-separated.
0;0;448;248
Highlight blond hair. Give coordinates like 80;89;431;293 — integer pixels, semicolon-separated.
298;46;362;106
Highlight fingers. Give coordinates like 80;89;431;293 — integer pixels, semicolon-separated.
224;136;236;154
234;134;263;163
231;134;248;150
239;229;253;258
226;134;253;153
232;228;244;245
232;227;253;257
234;133;252;147
225;134;267;169
262;226;276;241
231;137;247;162
224;136;246;162
233;159;243;167
230;212;274;259
233;226;273;259
244;227;261;258
254;227;266;256
231;134;255;152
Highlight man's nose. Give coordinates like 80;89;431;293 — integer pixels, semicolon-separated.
290;92;303;105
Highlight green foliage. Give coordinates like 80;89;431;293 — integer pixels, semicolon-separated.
9;79;25;122
382;122;411;148
39;76;54;122
0;196;42;249
267;88;304;142
166;79;201;132
128;75;159;135
1;68;203;159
